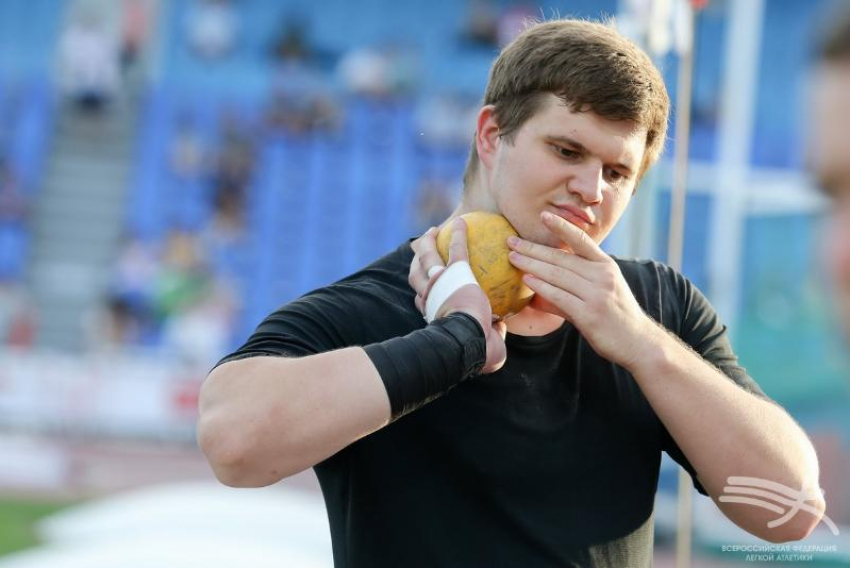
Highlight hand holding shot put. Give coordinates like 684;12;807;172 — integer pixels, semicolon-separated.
409;217;507;374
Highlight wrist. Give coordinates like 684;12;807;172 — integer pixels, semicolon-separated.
432;311;487;377
363;311;486;421
622;318;675;377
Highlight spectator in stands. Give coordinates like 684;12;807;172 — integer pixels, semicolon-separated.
262;16;343;136
811;10;850;344
263;84;342;136
207;111;255;235
497;2;537;46
186;0;238;60
153;231;211;322
98;296;145;348
56;12;121;113
112;236;160;314
120;0;152;78
209;183;245;244
0;156;27;224
337;44;419;99
337;47;391;98
169;113;208;181
85;237;159;350
214;111;255;194
270;17;312;64
0;281;35;347
414;94;479;147
162;276;238;365
459;0;500;49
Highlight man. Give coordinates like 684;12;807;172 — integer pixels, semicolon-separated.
811;10;850;342
198;19;825;567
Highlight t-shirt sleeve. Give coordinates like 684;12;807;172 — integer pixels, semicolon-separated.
213;280;417;369
658;268;772;497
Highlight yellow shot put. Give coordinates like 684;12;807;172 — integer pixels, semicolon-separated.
436;212;535;320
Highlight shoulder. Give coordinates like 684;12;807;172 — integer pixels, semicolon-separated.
284;239;422;337
613;256;684;289
219;240;421;363
326;239;417;309
612;257;722;343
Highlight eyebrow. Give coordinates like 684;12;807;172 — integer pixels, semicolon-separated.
546;135;636;175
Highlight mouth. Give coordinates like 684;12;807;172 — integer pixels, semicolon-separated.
550;204;594;230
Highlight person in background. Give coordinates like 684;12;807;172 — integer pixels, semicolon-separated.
186;0;238;60
810;9;850;344
56;12;121;113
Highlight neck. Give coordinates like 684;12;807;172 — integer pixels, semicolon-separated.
505;303;566;336
440;183;565;337
440;180;496;227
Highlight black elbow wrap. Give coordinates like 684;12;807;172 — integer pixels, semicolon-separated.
363;312;486;421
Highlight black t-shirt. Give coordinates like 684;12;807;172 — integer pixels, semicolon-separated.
217;239;769;568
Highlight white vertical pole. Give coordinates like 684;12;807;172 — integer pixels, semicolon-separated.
707;0;765;337
671;6;696;564
668;14;695;273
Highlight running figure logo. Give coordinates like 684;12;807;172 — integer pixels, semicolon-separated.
719;476;839;536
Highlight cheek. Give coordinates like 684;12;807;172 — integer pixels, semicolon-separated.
826;212;850;289
596;191;631;232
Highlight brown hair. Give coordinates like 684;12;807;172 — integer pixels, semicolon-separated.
821;9;850;62
462;18;670;189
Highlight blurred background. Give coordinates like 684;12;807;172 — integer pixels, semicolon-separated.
0;0;848;566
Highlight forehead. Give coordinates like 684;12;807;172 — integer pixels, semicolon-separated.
524;94;647;164
810;64;850;194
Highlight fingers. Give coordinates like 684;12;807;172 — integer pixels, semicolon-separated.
508;251;593;299
506;235;593;283
540;211;607;261
448;217;470;265
522;274;584;319
416;227;447;275
408;253;429;298
409;226;450;315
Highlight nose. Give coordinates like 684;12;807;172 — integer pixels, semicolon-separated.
567;161;604;204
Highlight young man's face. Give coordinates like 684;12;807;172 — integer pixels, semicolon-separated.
477;93;648;250
811;63;850;337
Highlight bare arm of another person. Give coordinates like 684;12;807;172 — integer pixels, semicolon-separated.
198;219;506;487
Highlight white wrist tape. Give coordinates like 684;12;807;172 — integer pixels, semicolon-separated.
424;261;480;323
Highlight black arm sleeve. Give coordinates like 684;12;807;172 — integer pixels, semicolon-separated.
658;267;772;497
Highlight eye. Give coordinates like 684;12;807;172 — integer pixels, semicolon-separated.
605;167;628;184
552;145;580;160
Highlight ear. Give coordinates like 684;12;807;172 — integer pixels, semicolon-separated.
475;105;501;172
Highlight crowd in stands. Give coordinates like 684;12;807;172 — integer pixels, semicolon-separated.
0;153;35;348
0;0;587;355
92;231;238;364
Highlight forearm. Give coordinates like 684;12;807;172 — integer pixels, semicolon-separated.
198;347;391;487
628;322;825;541
198;312;487;487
